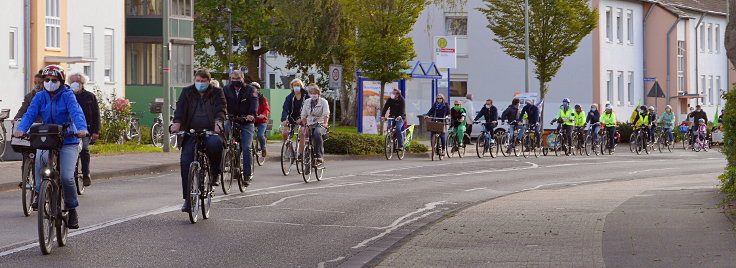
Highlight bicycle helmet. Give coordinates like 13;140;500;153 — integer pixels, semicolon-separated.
605;106;613;110
699;118;705;122
640;105;647;111
249;82;261;89
574;104;582;109
648;106;655;111
562;98;571;103
41;64;66;84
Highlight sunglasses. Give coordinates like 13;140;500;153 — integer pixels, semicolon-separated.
44;78;59;83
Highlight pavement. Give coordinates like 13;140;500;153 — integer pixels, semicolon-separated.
0;143;730;267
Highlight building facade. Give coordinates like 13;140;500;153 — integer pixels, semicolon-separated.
1;0;27;120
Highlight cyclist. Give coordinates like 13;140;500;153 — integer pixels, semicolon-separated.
171;69;226;212
689;105;707;145
518;99;540;143
586;104;601;145
473;98;499;142
425;94;450;155
501;98;521;154
209;79;221;88
13;64;88;229
298;83;330;165
222;70;258;187
251;82;270;157
696;118;707;144
380;88;406;150
449;100;467;152
657;105;675;145
13;73;44;121
572;104;586;146
551;98;574;151
69;72;101;187
647;106;657;143
601;106;617;151
281;78;309;141
632;105;650;144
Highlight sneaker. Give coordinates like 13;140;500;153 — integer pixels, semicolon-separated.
211;177;220;187
316;158;324;166
31;195;39;211
180;200;190;212
243;175;253;187
262;150;267;157
67;209;79;229
82;174;92;187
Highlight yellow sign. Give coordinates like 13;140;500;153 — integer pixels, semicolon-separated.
437;38;447;49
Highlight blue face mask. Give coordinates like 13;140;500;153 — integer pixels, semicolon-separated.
591;108;597;112
562;103;569;108
293;87;301;92
195;82;208;92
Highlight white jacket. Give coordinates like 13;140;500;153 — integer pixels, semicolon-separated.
300;97;330;125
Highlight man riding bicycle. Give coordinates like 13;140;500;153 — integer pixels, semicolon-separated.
647;106;657;143
501;98;521;154
171;69;226;212
425;94;450;155
601;106;617;151
298;84;330;165
381;88;406;150
70;72;101;187
14;65;89;229
572;104;586;145
551;98;574;151
632;106;650;142
223;70;259;187
518;99;540;144
473;98;499;140
586;104;601;144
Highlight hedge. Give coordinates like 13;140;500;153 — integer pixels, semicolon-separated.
719;87;736;196
324;131;428;155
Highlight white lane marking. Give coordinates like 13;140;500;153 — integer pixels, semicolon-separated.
219;193;316;210
317;256;346;268
519;179;614;192
222;219;381;230
464;187;486;192
352;201;447;249
628;168;678;175
275;207;346;214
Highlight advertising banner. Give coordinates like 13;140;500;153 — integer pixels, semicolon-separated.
361;80;399;134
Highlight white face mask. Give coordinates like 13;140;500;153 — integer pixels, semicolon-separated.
44;80;60;92
70;82;81;92
309;94;318;99
485;104;491;109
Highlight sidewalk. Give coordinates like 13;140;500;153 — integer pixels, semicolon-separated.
377;174;736;267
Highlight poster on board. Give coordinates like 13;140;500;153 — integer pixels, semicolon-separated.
362;80;399;134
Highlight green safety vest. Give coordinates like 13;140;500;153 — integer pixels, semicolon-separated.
559;108;574;126
601;112;617;127
636;113;649;128
573;111;585;127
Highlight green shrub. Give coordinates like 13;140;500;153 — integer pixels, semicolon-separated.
617;123;633;143
323;132;427;155
406;141;428;153
140;125;152;145
720;87;736;196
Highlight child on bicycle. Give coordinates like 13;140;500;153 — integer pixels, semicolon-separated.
697;118;707;142
450;100;467;151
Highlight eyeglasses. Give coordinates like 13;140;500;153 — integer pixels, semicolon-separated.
44;78;59;83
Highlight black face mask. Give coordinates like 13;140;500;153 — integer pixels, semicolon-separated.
231;81;244;88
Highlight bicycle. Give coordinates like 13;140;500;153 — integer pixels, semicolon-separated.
599;125;615;155
572;126;590;156
474;122;496;158
177;129;219;224
104;102;141;144
252;119;271;166
693;128;709;152
25;125;86;254
425;116;448;161
679;124;692;150
550;121;570;156
447;125;470;158
280;123;301;176
589;123;602;156
0;103;9;160
383;117;408;160
632;126;651;155
223;116;253;193
72;144;85;195
521;123;540;158
151;104;177;149
11;121;35;216
301;123;326;182
656;124;673;153
501;121;522;157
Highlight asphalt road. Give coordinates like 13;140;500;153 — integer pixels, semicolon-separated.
0;147;727;267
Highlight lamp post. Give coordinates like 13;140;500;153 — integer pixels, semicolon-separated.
223;8;232;74
524;0;530;93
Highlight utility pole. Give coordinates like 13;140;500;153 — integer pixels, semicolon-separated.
524;0;530;93
223;8;232;74
162;0;172;151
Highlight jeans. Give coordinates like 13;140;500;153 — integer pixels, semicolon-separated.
649;125;657;142
256;123;267;151
390;119;404;147
225;120;255;177
35;144;80;209
605;126;617;149
310;126;325;158
79;137;91;175
431;132;447;151
589;123;600;142
507;124;521;144
179;134;224;200
663;127;674;142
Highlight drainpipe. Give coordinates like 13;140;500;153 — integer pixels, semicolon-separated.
643;4;654;104
23;0;31;94
694;13;705;97
666;17;682;113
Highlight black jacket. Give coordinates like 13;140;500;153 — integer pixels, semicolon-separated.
586;110;600;124
174;85;227;131
381;96;406;118
690;110;708;125
14;90;41;122
281;89;310;122
474;105;499;128
518;104;539;125
501;105;519;123
74;89;101;134
223;84;258;118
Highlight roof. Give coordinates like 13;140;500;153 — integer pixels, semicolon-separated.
655;0;727;16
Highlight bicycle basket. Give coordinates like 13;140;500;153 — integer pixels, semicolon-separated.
0;109;10;120
678;126;689;133
10;136;33;153
423;118;447;133
149;102;163;114
28;124;63;150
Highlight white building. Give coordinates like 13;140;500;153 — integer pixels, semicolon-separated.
1;0;27;122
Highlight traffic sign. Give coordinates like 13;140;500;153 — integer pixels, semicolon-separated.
644;77;656;82
434;36;457;68
329;65;343;89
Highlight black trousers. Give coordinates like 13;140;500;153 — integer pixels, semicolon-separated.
464;124;473;144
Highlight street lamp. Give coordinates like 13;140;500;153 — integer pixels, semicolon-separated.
524;0;529;93
223;8;232;75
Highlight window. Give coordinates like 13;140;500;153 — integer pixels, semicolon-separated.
104;29;114;82
617;72;624;104
445;16;467;36
126;0;162;16
627;72;634;104
605;7;612;41
701;75;706;95
616;9;623;43
677;41;685;93
708;76;714;104
9;28;18;66
716;76;722;104
626;10;633;44
126;43;162;85
715;24;721;53
269;73;276;89
700;24;705;52
450;81;468;97
606;71;613;103
45;0;61;49
82;26;94;80
171;0;192;17
707;24;713;52
170;44;193;85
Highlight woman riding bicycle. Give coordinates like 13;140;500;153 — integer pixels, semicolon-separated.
251;82;271;157
449;100;467;151
657;105;675;145
281;78;309;142
14;65;89;229
297;83;330;165
425;94;450;155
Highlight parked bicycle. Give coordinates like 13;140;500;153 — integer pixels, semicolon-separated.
104;102;141;144
383;117;408;160
177;129;218;224
301;123;326;182
474;122;496;158
150;103;177;149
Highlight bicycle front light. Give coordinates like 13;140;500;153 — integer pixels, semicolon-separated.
43;169;52;177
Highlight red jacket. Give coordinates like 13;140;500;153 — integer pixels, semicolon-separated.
256;95;270;124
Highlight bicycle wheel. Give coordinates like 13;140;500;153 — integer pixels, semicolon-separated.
169;131;178;149
221;149;233;194
314;158;324;181
281;141;294;176
431;134;438;161
21;157;35;216
521;135;530;158
384;134;393;160
681;133;689;150
74;156;84;195
37;180;55;255
665;135;672;152
532;135;539;158
499;135;509;157
702;140;709;152
236;148;246;193
583;135;591;156
512;136;520;157
254;140;265;166
397;139;406;160
56;189;68;247
458;134;468;158
629;133;637;153
446;133;455;158
0;127;7;159
152;123;163;148
200;163;212;220
553;135;561;156
694;138;702;152
187;162;201;224
476;133;486;158
657;133;664;153
302;145;313;183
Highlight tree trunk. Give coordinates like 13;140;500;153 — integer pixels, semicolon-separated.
378;81;386;135
245;45;263;84
726;0;736;67
539;80;547;127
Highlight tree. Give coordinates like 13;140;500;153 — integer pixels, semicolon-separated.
722;1;736;195
477;0;597;100
346;0;429;132
194;0;277;83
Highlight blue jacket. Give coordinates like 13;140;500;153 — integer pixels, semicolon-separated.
426;102;450;118
281;89;310;122
518;104;539;125
18;86;88;144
